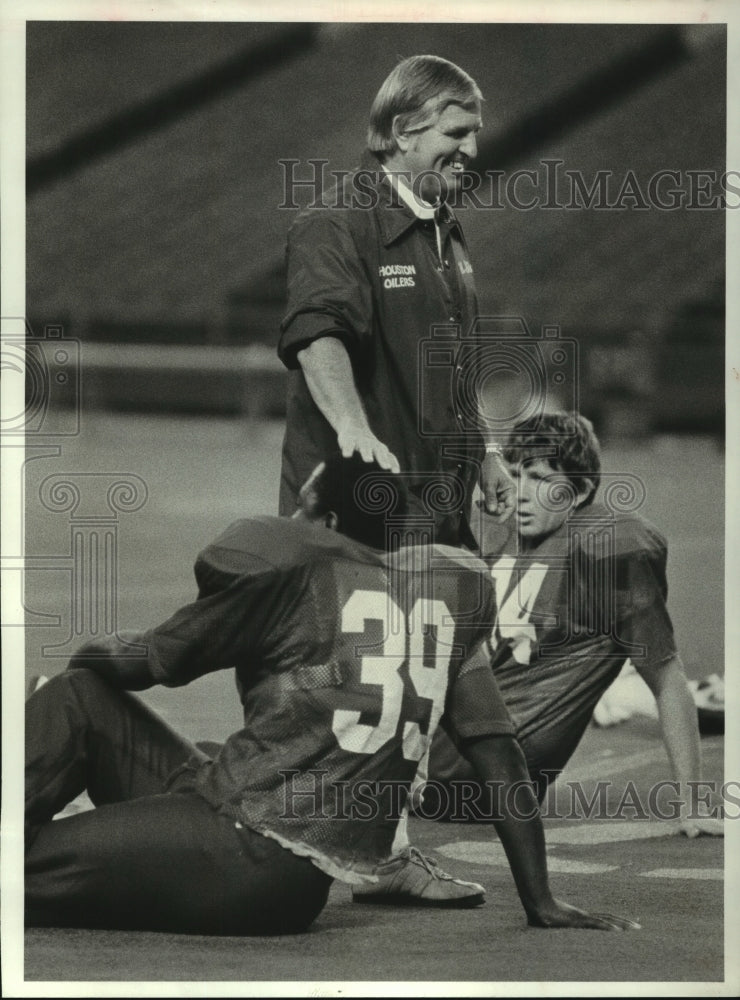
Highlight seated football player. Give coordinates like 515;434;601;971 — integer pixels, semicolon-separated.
427;412;723;839
25;453;640;935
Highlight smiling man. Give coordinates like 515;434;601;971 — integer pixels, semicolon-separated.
278;55;515;551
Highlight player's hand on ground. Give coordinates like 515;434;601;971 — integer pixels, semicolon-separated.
677;816;724;838
480;452;516;521
676;786;724;838
528;898;641;931
336;421;400;473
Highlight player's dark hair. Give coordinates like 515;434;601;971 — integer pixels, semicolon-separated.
313;453;409;551
503;412;601;508
367;55;482;155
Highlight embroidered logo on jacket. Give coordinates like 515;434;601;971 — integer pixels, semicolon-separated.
378;264;416;288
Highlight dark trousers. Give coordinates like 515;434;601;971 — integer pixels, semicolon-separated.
25;670;332;935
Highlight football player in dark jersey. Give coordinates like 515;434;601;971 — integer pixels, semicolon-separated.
26;454;639;934
428;412;723;838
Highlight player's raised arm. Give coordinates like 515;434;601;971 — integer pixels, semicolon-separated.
461;735;641;931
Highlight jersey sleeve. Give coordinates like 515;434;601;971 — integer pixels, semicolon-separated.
194;517;283;596
611;518;676;668
145;517;299;687
278;207;373;368
143;568;280;687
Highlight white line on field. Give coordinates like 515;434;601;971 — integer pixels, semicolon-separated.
436;840;723;881
641;868;723;880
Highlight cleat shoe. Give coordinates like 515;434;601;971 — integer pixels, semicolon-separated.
352;846;486;908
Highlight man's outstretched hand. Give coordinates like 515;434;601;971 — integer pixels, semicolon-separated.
528;898;642;931
337;420;400;473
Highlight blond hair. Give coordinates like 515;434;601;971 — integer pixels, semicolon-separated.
367;55;482;156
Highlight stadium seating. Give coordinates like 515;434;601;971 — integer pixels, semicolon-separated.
25;23;725;427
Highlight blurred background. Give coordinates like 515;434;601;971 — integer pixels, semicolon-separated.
21;20;726;699
26;20;725;436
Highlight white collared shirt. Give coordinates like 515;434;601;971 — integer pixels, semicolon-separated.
381;164;444;264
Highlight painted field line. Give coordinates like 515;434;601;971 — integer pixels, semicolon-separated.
545;820;676;844
436;839;615;874
641;868;723;880
437;822;673;870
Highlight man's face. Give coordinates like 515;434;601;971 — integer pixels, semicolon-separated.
511;458;591;545
400;103;481;203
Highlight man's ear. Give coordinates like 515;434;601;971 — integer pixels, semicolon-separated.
391;115;411;152
324;510;339;532
575;478;595;507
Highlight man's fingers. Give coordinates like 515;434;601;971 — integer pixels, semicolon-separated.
338;433;401;474
337;430;358;457
679;818;724;838
372;444;400;474
501;485;516;516
532;900;641;931
587;913;642;931
484;485;516;521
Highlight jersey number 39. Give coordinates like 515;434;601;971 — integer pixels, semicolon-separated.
332;589;454;761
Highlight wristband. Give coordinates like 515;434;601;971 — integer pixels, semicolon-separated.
485;443;504;457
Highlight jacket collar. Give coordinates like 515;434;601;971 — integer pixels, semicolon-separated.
359;149;460;247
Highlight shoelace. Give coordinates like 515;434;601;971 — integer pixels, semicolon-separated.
402;846;453;881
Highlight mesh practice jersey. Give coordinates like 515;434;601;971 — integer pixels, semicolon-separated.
145;517;514;882
429;503;677;788
483;503;676;745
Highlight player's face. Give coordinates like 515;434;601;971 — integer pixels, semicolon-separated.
399;103;481;203
510;458;591;546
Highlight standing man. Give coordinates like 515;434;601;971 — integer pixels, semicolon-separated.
278;54;515;547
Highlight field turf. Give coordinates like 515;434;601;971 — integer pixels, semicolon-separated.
6;413;734;992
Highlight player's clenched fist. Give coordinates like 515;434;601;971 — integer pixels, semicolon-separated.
479;450;516;521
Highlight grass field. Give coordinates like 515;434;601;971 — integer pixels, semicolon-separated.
5;412;735;993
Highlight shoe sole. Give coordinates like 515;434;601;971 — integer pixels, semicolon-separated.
352;892;485;908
